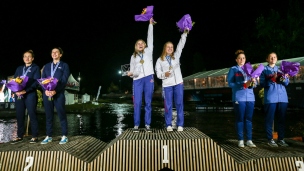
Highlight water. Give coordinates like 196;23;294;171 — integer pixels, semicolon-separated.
1;103;303;143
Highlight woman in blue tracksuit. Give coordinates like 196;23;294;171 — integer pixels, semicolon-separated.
155;29;188;132
11;50;40;144
41;47;70;145
260;52;289;147
227;50;257;148
127;18;154;132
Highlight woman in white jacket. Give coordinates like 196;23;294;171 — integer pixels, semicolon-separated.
127;18;154;133
155;29;188;132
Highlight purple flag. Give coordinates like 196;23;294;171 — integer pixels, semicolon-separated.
280;61;300;77
176;14;194;32
37;77;58;101
6;76;29;99
135;6;154;21
242;62;264;78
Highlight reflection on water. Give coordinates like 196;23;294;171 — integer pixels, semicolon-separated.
1;104;303;143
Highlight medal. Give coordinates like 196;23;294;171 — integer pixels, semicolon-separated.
140;60;144;64
166;56;173;70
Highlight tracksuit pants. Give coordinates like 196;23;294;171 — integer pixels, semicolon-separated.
132;75;154;126
233;101;254;140
264;103;288;140
43;92;68;137
15;93;38;138
163;83;184;127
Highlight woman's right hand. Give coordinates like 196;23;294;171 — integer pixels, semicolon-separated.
245;80;251;88
127;71;133;77
165;72;171;78
150;18;154;24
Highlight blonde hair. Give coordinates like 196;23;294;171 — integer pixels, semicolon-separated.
160;41;175;61
133;39;146;58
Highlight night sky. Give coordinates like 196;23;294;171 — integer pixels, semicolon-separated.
0;0;290;95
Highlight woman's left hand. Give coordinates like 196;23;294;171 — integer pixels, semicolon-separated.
16;90;26;96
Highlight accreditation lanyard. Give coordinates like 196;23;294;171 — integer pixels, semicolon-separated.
22;65;32;76
166;56;172;69
51;62;60;78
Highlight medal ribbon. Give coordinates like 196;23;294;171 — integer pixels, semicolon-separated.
166;56;172;69
51;62;60;78
139;53;144;63
22;65;32;76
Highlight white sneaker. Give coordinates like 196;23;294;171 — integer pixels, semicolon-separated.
246;140;256;147
177;126;183;132
238;140;244;148
41;136;52;145
133;126;139;132
167;126;173;132
59;136;68;144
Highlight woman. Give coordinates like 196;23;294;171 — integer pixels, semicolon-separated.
10;50;40;144
227;50;256;147
41;47;70;144
127;18;154;132
260;52;289;147
155;28;188;132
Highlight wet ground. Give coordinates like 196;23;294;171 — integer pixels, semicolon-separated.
1;103;303;143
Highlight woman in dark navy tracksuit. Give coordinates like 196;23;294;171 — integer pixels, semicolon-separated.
40;47;70;145
11;50;40;144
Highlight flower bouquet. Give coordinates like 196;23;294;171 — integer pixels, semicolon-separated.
37;77;58;101
134;5;156;24
278;60;300;82
5;76;28;99
242;62;264;88
176;14;195;33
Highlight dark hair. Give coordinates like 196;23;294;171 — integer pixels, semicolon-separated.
266;52;277;59
24;49;35;58
235;49;245;58
52;47;63;55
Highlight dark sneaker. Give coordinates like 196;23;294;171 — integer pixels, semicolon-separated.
145;125;152;132
29;138;38;143
133;126;139;133
268;139;278;147
278;140;289;147
10;137;23;144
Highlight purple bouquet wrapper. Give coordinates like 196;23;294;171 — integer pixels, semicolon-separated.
176;14;193;32
242;62;264;78
6;76;28;92
6;76;29;99
135;6;154;21
37;77;58;100
280;61;300;77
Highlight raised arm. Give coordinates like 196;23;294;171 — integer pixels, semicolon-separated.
174;33;187;60
146;18;154;53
